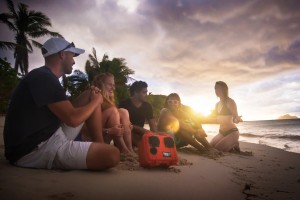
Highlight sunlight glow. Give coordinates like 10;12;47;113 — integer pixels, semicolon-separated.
182;97;215;116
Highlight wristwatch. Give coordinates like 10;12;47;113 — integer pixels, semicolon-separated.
104;128;109;135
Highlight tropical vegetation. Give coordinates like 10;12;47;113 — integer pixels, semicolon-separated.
0;58;20;113
0;0;62;75
0;1;168;119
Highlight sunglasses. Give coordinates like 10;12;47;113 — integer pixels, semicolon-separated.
167;100;179;105
61;42;75;51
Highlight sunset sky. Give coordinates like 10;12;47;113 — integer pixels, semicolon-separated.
1;0;300;121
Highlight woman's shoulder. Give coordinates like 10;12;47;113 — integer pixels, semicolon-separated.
227;98;236;105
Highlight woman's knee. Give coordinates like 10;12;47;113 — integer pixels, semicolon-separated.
118;108;129;118
210;134;223;146
103;107;120;125
214;135;238;152
104;106;119;116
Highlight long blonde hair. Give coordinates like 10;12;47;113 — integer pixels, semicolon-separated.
92;73;115;108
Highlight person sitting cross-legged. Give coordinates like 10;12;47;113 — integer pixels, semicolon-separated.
4;37;119;170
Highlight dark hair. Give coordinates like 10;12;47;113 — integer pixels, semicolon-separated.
164;93;181;108
129;81;148;96
215;81;229;98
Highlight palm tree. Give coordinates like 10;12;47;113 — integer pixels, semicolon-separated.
61;70;89;100
0;0;62;74
85;48;135;102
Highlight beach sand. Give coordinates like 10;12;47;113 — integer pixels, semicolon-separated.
0;116;300;200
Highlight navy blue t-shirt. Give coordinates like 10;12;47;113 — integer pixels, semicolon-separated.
4;66;67;163
119;98;154;128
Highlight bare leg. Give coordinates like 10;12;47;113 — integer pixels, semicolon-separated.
214;131;239;152
194;128;211;148
85;102;103;142
210;133;224;147
158;111;207;152
103;107;131;154
118;108;134;152
72;90;104;143
177;131;206;152
72;89;120;170
72;90;103;142
194;135;211;149
86;142;120;170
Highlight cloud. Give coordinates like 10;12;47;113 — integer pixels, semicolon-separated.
1;0;300;119
265;40;300;66
234;71;300;119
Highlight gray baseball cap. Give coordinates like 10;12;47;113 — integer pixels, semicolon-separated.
41;37;85;57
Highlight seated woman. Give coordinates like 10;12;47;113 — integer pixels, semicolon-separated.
81;73;134;154
210;81;242;152
157;93;212;152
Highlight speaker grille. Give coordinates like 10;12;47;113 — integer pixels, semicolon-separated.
164;137;175;148
149;136;160;147
150;147;157;155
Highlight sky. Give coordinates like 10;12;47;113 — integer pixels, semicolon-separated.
1;0;300;121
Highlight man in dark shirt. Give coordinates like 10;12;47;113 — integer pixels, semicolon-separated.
4;37;119;170
119;81;156;145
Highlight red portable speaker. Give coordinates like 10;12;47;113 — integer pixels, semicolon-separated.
138;132;178;167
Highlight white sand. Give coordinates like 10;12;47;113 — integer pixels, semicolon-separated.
0;117;300;200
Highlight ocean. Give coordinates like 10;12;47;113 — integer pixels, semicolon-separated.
145;119;300;154
202;119;300;154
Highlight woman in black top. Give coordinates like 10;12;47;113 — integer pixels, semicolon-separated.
210;81;242;152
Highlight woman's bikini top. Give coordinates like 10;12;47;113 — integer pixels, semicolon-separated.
217;103;232;116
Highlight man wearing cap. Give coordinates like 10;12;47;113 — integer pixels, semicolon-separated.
3;37;120;170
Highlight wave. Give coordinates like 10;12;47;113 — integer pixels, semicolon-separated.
274;135;300;141
240;133;261;138
240;133;300;141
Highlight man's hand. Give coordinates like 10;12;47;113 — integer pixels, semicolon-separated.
89;85;103;104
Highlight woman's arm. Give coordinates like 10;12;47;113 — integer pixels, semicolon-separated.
229;99;242;123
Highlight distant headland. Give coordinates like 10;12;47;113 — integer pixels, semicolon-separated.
277;114;299;120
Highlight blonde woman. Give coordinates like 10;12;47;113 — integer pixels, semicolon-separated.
83;73;134;154
210;81;242;152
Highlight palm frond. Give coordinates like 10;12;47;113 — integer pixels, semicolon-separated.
28;11;51;26
87;48;101;69
30;40;42;49
47;31;63;38
0;13;17;31
26;40;33;53
6;0;17;17
0;41;17;50
18;3;29;14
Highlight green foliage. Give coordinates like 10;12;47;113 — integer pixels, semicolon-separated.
0;58;20;114
0;0;62;75
85;48;135;102
147;94;167;119
61;70;89;100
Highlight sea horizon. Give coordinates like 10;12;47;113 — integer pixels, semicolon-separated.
145;118;300;154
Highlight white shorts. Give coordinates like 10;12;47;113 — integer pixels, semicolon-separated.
15;123;92;170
